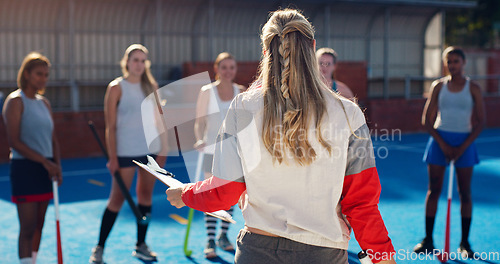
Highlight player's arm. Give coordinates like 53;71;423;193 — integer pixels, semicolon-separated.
337;81;355;100
43;97;63;184
455;81;485;158
152;84;168;167
194;87;210;148
104;82;121;174
340;120;395;263
166;176;245;211
422;80;452;157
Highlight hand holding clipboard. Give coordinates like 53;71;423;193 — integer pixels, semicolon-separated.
133;156;235;224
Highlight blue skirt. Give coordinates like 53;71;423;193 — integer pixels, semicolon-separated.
423;129;479;168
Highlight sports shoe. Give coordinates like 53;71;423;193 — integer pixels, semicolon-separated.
413;237;435;254
132;242;158;261
89;245;104;264
458;241;475;259
217;233;234;251
204;239;217;259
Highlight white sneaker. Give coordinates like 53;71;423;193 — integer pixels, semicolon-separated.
89;245;104;264
132;242;158;261
204;239;217;259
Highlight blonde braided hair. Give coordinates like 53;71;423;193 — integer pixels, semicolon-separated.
259;9;332;165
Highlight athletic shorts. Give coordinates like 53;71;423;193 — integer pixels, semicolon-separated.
234;229;348;264
423;129;479;168
10;159;53;204
202;154;214;174
117;155;156;168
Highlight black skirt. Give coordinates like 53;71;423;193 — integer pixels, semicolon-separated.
10;159;53;203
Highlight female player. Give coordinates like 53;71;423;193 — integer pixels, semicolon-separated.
414;47;485;258
167;9;396;264
89;44;166;264
194;52;243;258
3;52;62;264
316;47;354;99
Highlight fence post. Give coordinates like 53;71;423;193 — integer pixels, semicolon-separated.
497;75;500;96
405;76;411;99
69;0;79;111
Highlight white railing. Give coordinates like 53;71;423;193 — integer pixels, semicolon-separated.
404;75;500;99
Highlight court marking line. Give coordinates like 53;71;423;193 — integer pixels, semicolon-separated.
0;168;110;182
1;136;498;182
169;213;188;225
87;179;106;187
377;145;500;159
0;162;194;182
63;168;109;176
475;136;500;143
373;135;500;148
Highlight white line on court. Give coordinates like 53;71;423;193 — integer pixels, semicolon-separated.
475;136;500;143
0;168;109;182
1;136;497;182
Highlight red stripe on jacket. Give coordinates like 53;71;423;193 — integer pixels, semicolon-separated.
341;167;395;263
181;176;246;212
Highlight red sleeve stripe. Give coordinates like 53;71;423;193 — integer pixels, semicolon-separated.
181;176;246;212
341;167;395;263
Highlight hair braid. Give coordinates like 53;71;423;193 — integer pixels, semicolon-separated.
259;8;334;165
279;35;291;100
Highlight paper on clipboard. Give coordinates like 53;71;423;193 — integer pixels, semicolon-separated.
133;160;184;188
133;158;236;224
206;211;235;224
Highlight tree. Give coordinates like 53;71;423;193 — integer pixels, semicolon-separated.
445;0;500;48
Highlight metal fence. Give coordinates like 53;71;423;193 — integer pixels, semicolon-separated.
0;0;478;110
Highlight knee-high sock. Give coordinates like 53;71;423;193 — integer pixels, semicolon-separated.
425;216;435;241
220;207;234;235
98;208;119;247
137;204;152;245
461;217;472;244
205;214;217;241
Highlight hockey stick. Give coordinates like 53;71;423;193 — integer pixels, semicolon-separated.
438;160;455;263
183;151;204;257
150;89;196;256
52;180;63;264
88;121;149;225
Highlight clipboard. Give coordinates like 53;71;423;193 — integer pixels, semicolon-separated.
133;157;236;224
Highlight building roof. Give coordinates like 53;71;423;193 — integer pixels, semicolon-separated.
286;0;477;8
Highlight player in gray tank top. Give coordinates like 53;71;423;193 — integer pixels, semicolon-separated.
415;47;485;257
3;52;62;264
194;52;243;259
89;44;167;264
